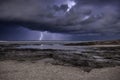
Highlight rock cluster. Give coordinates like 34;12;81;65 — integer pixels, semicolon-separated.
0;45;120;70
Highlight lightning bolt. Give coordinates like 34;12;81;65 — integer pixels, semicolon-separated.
39;32;43;40
66;0;76;12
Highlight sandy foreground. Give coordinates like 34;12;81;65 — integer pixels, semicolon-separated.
0;59;120;80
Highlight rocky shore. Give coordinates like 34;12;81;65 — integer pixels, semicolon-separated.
0;40;120;71
0;40;120;80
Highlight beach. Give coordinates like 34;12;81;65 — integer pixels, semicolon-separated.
0;60;120;80
0;40;120;80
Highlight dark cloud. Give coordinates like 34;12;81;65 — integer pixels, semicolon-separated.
0;0;120;36
0;25;40;40
75;0;120;4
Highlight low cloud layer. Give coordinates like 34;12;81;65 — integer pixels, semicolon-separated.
0;0;120;35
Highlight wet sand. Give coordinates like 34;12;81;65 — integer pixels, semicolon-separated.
0;60;120;80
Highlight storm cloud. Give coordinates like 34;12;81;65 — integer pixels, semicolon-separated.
0;0;120;35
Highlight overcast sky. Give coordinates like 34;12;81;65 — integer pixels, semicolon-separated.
0;0;120;41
